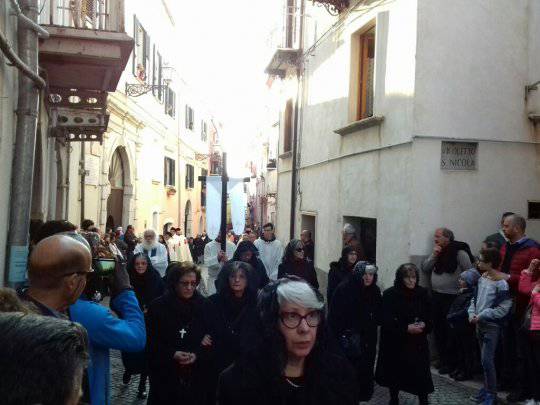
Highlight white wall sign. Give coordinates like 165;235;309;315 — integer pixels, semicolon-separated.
440;141;478;171
85;155;100;186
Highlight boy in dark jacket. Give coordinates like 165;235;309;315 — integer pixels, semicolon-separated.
447;268;480;381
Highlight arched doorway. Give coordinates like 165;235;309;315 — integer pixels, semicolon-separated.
184;200;192;237
106;149;125;230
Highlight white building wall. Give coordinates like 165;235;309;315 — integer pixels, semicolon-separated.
277;0;540;292
410;0;540;261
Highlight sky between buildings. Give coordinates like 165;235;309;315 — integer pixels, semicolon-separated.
169;0;281;176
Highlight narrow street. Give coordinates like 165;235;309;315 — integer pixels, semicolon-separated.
110;350;478;405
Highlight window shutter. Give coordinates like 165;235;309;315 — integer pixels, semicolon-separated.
144;32;150;75
132;16;138;75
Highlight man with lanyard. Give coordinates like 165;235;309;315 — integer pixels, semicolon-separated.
21;230;146;405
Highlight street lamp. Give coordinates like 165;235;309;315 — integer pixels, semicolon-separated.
125;65;176;97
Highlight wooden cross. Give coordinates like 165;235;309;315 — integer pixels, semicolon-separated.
179;328;187;339
197;152;251;251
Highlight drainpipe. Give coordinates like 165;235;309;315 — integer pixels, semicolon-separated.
9;0;49;38
65;144;71;220
80;141;85;224
289;0;305;240
6;0;40;287
0;4;45;88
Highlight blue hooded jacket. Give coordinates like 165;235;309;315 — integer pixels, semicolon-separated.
70;290;146;405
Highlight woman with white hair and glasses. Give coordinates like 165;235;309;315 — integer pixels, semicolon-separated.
217;277;358;405
328;262;382;402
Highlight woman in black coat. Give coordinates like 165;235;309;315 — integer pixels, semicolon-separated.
146;262;212;405
217;277;358;405
121;253;164;398
376;263;434;405
327;246;359;302
207;261;262;403
278;239;319;289
328;262;382;401
216;241;269;290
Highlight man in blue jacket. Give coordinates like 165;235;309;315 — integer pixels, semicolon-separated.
22;221;146;405
70;260;146;405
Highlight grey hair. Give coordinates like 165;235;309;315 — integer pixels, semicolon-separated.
438;227;455;241
507;214;526;232
144;229;156;238
276;280;324;310
0;312;89;405
343;223;356;235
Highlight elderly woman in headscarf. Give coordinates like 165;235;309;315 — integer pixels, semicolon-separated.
327;246;359;302
328;262;382;401
206;261;262;403
216;241;269;290
376;263;434;405
278;239;319;290
121;252;165;399
217;277;358;404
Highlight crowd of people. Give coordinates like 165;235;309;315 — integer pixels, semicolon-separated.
0;213;539;405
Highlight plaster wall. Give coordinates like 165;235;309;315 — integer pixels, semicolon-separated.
414;0;531;142
409;139;540;259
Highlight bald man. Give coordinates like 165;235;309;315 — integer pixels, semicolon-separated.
19;234;93;318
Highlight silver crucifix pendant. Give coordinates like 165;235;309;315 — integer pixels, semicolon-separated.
179;328;187;339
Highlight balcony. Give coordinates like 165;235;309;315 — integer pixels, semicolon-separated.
38;0;133;91
264;4;302;77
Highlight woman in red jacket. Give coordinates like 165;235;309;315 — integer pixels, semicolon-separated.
518;259;540;404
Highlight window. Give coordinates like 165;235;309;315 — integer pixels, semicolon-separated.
355;26;375;120
164;157;175;186
165;87;176;117
185;164;194;189
185;105;194;130
283;99;293;153
156;52;163;101
133;16;150;82
201;169;207;207
201;120;207;142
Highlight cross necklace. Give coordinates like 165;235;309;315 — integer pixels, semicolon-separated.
179;328;187;339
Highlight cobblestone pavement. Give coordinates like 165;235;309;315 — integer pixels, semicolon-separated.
111;348;481;405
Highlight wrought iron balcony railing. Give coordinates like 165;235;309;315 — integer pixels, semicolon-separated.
39;0;125;32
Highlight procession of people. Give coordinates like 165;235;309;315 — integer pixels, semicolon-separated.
1;214;540;405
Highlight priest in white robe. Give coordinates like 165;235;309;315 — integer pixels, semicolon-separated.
204;234;237;295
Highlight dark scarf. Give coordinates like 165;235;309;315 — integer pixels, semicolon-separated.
433;241;474;275
164;290;201;323
220;291;255;325
129;268;162;308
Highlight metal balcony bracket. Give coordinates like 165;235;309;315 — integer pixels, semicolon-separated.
311;0;349;16
125;83;168;97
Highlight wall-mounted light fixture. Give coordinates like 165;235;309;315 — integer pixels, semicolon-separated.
125;65;176;97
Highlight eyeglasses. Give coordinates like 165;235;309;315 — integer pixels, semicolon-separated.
280;311;321;329
63;269;94;279
245;230;252;234
295;248;304;252
179;281;198;288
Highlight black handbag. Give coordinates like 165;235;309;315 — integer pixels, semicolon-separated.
339;329;363;359
521;303;533;332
